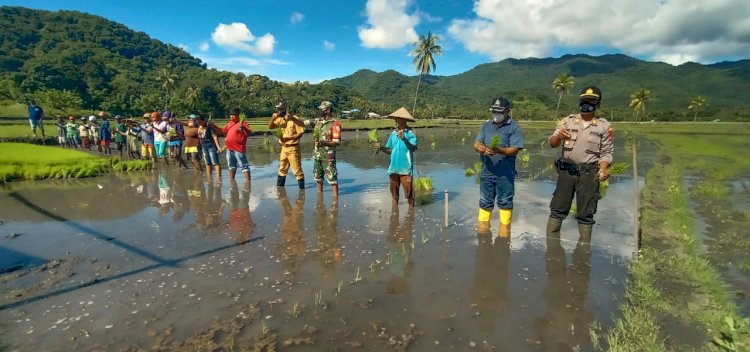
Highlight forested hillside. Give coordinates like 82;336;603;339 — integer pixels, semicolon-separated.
1;6;747;121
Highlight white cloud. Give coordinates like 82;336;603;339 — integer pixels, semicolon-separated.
448;0;750;64
196;55;290;74
323;40;335;51
358;0;419;49
290;11;304;24
199;41;210;52
417;10;442;23
211;22;276;56
177;43;188;51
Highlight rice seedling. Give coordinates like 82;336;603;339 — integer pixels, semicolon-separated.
336;280;343;295
465;161;482;176
314;290;323;306
273;127;283;140
239;112;247;123
609;162;629;175
354;267;362;283
488;134;500;149
369;129;379;154
414;176;433;192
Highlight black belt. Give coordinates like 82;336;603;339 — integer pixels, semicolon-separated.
556;159;597;172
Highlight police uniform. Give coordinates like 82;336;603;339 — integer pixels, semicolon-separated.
548;113;614;224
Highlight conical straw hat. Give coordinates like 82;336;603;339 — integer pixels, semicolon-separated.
387;107;415;121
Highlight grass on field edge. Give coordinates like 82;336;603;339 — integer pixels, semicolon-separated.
592;152;750;351
0;143;152;182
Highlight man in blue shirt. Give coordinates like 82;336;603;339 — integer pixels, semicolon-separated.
28;100;45;138
374;107;418;207
473;97;524;237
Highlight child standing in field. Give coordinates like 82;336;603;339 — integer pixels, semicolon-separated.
65;115;79;148
222;107;252;182
115;115;128;157
79;117;91;150
127;119;141;159
140;113;156;162
183;114;202;172
98;112;113;155
55;115;66;148
167;114;188;169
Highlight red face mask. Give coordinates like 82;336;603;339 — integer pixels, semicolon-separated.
230;115;239;123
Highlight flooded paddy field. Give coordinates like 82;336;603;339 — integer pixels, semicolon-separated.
1;128;646;351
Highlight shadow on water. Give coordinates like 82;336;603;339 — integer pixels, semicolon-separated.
0;128;650;351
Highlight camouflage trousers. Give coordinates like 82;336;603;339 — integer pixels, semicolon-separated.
313;148;338;185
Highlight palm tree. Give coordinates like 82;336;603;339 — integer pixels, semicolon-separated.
157;66;178;108
185;86;201;110
552;73;575;118
629;88;651;121
688;96;708;122
410;31;443;118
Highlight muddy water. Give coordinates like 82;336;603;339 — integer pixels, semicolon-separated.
1;129;641;351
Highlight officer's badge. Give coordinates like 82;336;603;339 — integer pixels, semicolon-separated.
592;119;598;125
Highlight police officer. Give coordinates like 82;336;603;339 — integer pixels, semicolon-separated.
546;86;613;239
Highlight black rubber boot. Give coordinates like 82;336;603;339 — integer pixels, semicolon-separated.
546;217;563;237
578;223;593;242
276;175;286;187
297;178;305;189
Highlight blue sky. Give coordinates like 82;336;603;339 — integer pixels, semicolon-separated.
2;0;748;83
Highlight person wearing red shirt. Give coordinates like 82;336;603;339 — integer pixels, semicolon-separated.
222;107;252;181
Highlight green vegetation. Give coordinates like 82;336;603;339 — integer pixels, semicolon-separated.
595;129;750;351
689;96;708;122
0;143;151;182
414;176;433;192
367;129;378;144
488;135;500;149
629;88;651;121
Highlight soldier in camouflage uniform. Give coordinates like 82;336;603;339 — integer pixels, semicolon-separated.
547;86;614;240
311;101;342;200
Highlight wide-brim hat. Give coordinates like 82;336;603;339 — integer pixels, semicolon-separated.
387;107;415;122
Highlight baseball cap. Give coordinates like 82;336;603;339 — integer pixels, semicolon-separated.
188;113;198;119
318;101;332;110
579;86;602;100
275;101;287;109
489;97;512;112
161;110;172;118
229;107;241;116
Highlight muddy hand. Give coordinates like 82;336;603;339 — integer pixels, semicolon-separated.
598;169;609;181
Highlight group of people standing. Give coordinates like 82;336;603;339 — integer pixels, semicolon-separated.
35;85;614;239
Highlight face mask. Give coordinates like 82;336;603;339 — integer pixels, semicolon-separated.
319;110;327;117
278;111;287;117
579;101;598;113
492;113;507;123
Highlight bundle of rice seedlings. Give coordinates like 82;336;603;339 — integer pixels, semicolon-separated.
488;135;500;149
465;161;482;176
609;162;629;175
414;176;433;192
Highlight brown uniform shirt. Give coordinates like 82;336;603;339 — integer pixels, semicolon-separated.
271;113;305;147
549;114;614;165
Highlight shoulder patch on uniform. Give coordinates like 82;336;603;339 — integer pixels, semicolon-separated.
607;127;614;141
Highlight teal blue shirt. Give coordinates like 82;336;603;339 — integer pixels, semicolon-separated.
385;128;418;175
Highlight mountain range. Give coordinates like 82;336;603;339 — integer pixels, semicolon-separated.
0;6;748;120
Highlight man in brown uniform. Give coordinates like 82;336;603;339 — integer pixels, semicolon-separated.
269;102;306;189
547;86;614;239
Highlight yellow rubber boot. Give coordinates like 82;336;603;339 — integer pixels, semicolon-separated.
478;208;491;222
499;209;512;238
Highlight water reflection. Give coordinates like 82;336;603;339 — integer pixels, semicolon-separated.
275;188;306;276
228;180;255;244
314;196;341;278
386;206;415;294
469;233;510;335
535;230;594;349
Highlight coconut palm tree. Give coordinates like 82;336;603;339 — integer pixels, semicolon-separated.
157;66;178;108
688;96;708;122
185;86;201;110
629;88;651;121
552;73;575;118
410;31;443;118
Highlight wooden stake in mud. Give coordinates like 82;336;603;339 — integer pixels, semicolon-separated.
632;141;640;254
444;189;449;228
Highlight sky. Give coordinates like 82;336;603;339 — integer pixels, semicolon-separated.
2;0;749;83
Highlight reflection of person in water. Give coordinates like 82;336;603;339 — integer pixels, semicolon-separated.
228;180;255;244
171;171;190;221
157;170;174;216
468;230;511;335
275;187;306;276
188;174;209;230
535;226;594;349
205;180;224;231
314;196;341;278
386;205;415;294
